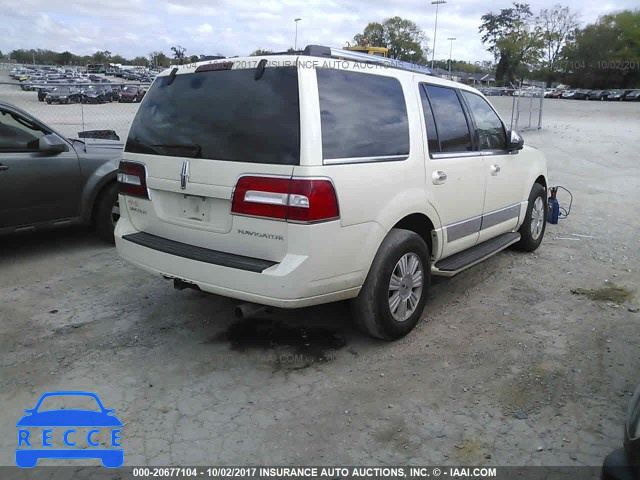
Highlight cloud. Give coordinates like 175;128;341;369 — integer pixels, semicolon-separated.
0;0;638;61
197;23;213;34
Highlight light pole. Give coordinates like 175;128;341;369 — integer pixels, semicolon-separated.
447;37;456;79
430;0;446;70
294;18;302;51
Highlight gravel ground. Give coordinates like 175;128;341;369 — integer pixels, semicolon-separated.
1;70;639;470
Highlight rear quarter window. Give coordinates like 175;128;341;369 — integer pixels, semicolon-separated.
424;85;472;153
317;69;409;162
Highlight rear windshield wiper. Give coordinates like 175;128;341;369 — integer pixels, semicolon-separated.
152;143;202;158
125;138;159;154
126;139;202;157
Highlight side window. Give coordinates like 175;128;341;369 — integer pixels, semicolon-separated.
425;85;472;153
419;84;440;153
317;69;409;162
461;91;507;150
0;109;47;152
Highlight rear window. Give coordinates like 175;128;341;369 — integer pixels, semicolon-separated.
125;66;300;164
317;69;409;162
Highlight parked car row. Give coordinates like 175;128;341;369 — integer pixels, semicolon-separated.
545;88;640;101
11;66;154;101
117;70;156;83
479;86;545;97
39;85;147;104
479;87;516;96
8;67;149;105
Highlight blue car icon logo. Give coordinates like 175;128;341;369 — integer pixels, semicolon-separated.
16;391;123;468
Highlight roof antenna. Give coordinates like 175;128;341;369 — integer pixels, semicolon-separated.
254;59;267;80
167;67;178;85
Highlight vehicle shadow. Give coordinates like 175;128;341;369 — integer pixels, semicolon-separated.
0;226;111;264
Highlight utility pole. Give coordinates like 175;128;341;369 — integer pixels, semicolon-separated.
430;0;446;70
294;18;302;51
447;37;456;79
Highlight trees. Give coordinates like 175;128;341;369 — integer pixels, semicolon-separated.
92;50;112;64
432;59;491;74
149;51;169;68
110;54;127;65
9;49;65;65
131;56;149;67
57;51;74;65
353;16;429;64
537;5;579;73
5;46;198;68
353;22;385;50
561;10;640;88
251;49;274;56
479;2;543;83
171;45;187;64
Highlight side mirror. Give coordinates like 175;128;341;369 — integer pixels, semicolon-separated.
507;130;524;151
38;134;68;154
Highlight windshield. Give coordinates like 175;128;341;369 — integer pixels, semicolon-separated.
125;66;300;164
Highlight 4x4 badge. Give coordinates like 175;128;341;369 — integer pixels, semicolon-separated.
180;160;189;190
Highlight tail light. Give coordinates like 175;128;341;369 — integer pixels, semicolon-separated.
117;161;149;199
232;176;339;223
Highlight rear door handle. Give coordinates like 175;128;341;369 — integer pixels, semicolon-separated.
432;170;447;185
0;165;9;171
490;164;500;176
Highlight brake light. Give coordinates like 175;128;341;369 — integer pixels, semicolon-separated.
288;178;340;222
117;161;149;199
231;176;339;223
232;176;290;220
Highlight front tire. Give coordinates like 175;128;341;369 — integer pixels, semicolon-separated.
94;183;120;244
515;183;547;252
351;229;430;340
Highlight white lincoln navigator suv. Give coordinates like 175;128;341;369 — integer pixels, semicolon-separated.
115;45;548;340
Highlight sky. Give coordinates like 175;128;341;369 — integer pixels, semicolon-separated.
1;0;637;63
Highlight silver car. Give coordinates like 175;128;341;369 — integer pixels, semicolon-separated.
0;101;122;242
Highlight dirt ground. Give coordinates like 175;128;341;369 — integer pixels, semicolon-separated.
1;77;639;470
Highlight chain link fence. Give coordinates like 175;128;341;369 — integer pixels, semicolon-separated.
509;80;545;131
0;68;148;141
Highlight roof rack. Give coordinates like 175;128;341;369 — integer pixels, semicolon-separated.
301;45;432;76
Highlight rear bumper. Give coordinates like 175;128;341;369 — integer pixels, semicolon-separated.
122;232;277;273
115;215;380;309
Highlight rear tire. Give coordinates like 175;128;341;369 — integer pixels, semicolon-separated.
94;183;120;244
351;229;430;340
515;183;546;252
